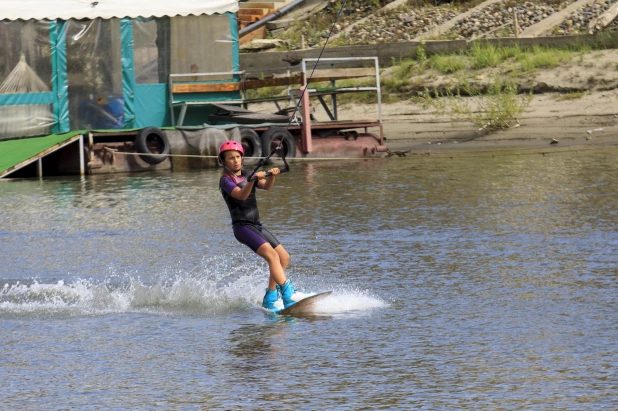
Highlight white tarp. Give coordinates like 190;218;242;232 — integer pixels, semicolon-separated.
0;0;239;21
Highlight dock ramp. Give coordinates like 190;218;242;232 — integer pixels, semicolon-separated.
0;132;84;179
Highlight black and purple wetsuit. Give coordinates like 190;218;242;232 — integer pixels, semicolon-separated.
219;170;281;253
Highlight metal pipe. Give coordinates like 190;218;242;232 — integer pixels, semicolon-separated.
238;0;307;37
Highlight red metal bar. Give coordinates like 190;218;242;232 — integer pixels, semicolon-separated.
299;86;312;153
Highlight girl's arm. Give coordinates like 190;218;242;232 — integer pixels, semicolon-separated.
230;171;267;200
259;168;280;191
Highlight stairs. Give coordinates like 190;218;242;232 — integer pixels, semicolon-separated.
238;0;296;44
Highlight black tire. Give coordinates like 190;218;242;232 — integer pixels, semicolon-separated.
239;127;262;160
135;127;170;165
260;126;296;161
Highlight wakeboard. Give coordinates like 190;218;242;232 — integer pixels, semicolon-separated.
269;291;333;315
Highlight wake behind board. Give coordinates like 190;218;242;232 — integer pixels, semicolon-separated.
272;291;333;315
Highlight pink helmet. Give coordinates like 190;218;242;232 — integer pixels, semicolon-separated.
218;140;244;164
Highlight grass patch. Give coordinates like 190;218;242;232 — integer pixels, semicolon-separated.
554;91;586;101
416;76;533;129
393;58;420;79
470;42;507;69
430;54;469;74
516;45;572;71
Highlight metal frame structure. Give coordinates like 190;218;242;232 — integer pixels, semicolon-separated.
299;57;382;123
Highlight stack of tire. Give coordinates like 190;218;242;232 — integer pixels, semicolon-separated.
134;127;170;165
239;126;296;164
133;125;296;166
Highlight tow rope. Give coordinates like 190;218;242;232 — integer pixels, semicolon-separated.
247;146;291;181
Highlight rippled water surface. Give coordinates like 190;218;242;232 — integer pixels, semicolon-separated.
1;150;617;410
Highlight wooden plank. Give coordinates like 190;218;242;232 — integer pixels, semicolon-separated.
172;83;241;93
239;26;267;45
519;0;591;37
589;3;618;32
171;68;376;94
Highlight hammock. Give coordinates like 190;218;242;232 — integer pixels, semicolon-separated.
0;55;53;139
0;54;50;94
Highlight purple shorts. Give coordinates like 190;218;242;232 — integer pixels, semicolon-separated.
233;224;281;253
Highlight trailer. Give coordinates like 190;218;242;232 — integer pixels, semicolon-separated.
0;1;387;179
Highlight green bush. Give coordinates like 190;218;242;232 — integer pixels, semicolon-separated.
417;76;533;129
430;54;469;74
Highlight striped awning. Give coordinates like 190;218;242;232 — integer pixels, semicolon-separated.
0;0;238;21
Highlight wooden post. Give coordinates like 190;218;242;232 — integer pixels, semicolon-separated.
79;134;85;175
299;86;312;153
330;64;337;121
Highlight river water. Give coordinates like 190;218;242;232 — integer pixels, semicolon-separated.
1;149;617;410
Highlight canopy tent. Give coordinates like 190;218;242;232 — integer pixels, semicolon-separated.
0;0;241;141
0;0;238;21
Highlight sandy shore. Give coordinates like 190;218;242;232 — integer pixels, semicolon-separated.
253;91;618;155
336;48;618;155
358;89;618;155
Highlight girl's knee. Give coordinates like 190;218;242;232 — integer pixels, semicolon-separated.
280;250;290;265
257;244;279;263
275;246;290;264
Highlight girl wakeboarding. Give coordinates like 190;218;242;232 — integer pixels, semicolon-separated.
218;140;309;311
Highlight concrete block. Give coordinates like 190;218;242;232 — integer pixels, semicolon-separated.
266;19;295;30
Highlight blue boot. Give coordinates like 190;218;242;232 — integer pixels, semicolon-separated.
280;280;297;308
278;281;315;308
262;288;280;311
